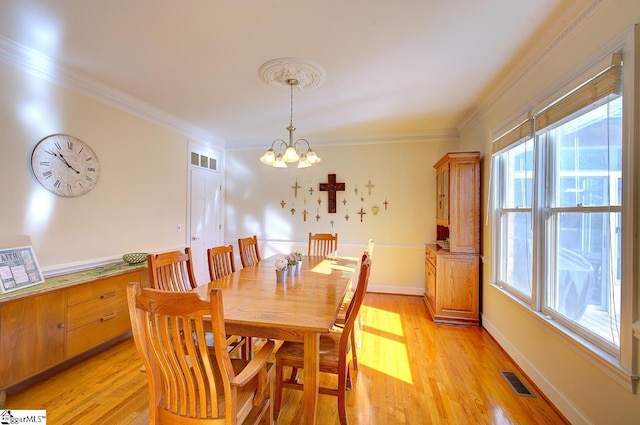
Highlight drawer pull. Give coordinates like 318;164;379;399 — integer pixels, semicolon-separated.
100;291;117;299
100;312;116;321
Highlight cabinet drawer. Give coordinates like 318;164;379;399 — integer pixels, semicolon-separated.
425;248;437;266
66;310;131;358
66;272;138;306
66;293;127;330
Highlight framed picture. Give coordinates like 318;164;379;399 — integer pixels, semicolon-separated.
0;245;45;293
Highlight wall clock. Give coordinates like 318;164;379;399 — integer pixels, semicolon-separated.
31;134;100;197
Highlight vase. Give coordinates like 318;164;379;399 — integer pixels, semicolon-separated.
289;265;297;277
275;269;285;283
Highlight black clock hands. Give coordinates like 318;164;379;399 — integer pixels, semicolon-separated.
45;149;80;174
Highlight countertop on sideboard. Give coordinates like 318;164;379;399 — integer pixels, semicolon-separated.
0;262;147;303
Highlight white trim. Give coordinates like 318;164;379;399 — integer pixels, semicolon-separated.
490;283;638;393
0;36;225;149
459;0;607;135
482;314;591;425
367;285;424;296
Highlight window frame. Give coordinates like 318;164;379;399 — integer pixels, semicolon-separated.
489;26;638;392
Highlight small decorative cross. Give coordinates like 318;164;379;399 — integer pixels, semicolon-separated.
330;219;335;228
319;174;346;214
365;177;375;195
308;187;315;195
291;179;302;198
315;208;321;221
343;198;347;205
383;199;389;210
290;207;296;215
345;210;350;221
357;207;367;222
280;200;286;208
302;209;308;221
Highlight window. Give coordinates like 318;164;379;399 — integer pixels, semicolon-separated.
539;96;622;353
493;122;534;300
492;53;626;359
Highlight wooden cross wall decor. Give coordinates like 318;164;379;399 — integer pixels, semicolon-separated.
319;174;345;213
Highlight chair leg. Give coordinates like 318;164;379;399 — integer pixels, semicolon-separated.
274;358;283;418
243;337;253;360
338;367;349;425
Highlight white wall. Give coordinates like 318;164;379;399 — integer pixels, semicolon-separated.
224;140;459;294
0;61;191;273
459;1;640;424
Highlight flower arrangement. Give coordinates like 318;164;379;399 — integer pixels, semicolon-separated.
274;257;288;271
286;253;298;267
294;251;304;262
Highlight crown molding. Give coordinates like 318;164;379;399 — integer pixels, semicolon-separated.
0;36;224;148
457;0;606;136
226;127;460;151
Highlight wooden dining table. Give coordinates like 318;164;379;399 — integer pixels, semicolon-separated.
193;254;358;425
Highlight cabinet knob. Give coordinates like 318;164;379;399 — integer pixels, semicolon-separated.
58;322;65;328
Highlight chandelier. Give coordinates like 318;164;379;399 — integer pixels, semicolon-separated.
259;58;323;168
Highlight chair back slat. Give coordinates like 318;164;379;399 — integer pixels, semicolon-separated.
238;235;261;267
308;233;338;257
207;245;236;280
147;248;197;291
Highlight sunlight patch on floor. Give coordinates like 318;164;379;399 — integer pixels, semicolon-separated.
359;305;413;384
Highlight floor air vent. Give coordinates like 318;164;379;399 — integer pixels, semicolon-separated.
500;371;535;397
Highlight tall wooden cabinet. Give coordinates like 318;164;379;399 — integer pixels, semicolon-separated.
424;152;480;325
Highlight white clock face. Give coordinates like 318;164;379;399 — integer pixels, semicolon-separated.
31;134;100;197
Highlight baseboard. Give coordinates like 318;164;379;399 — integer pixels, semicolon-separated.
482;315;590;425
367;284;423;296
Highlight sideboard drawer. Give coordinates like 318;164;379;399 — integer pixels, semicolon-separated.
66;309;131;358
66;293;127;330
67;273;132;306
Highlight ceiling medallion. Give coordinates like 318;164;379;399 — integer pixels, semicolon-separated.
258;58;325;91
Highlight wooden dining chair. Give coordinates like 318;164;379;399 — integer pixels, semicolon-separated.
335;239;374;371
147;248;198;292
127;282;276;425
207;244;253;360
308;232;338;257
148;248;246;358
207;244;237;281
274;253;372;425
238;235;261;267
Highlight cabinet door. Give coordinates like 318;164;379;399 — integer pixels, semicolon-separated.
448;156;480;253
0;291;66;388
436;254;479;323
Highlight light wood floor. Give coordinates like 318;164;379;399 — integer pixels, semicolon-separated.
5;294;569;425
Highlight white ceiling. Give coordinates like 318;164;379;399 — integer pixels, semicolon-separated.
0;0;582;149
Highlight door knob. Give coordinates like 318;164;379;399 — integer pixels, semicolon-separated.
192;236;201;241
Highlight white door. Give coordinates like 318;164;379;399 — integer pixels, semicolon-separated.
190;167;222;285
